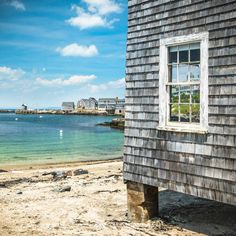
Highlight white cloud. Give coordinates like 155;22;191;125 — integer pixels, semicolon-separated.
56;43;98;57
87;77;125;92
0;66;25;81
67;0;121;29
109;77;125;87
36;75;96;86
67;10;108;29
84;0;121;15
8;0;25;11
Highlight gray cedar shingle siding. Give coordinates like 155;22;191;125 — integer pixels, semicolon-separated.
123;0;236;205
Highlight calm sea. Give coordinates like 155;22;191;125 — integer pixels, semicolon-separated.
0;113;124;166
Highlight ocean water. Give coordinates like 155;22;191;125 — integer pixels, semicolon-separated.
0;113;124;165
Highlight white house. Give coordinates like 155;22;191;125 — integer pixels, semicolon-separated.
77;97;98;110
61;102;75;112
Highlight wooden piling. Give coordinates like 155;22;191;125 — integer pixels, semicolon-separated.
127;181;159;223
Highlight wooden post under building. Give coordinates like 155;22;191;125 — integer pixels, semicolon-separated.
127;181;159;222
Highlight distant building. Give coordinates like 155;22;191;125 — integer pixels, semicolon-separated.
98;97;125;114
21;104;27;111
61;102;75;112
115;98;125;115
77;97;98;110
98;98;116;110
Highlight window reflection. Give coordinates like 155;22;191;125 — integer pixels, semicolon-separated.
180;105;190;122
191;86;200;103
169;65;177;82
192;104;200;122
189;64;200;81
179;64;188;82
168;43;200;123
170;104;178;122
180;86;190;103
170;86;178;103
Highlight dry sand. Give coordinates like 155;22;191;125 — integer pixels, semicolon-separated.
0;160;236;236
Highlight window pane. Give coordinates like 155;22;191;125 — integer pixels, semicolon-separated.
180;86;190;103
192;104;200;123
179;64;188;82
169;51;177;63
191;85;200;103
179;45;189;63
170;104;179;121
189;64;200;81
170;86;179;103
167;42;202;125
179;51;188;63
169;65;177;82
179;44;189;51
180;104;190;122
190;43;200;50
190;49;200;62
190;43;200;62
169;46;178;52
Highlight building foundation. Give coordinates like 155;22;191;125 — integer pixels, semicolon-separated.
126;181;159;223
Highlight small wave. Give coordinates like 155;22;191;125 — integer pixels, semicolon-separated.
13;156;27;160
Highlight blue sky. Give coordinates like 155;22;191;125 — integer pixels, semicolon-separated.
0;0;127;108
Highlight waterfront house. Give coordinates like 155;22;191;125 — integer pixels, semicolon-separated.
98;97;125;114
21;104;27;111
98;98;117;111
115;98;125;115
77;97;98;110
61;102;75;112
123;0;236;222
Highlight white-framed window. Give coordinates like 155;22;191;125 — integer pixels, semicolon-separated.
158;32;209;133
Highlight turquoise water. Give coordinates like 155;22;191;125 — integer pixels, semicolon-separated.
0;113;124;165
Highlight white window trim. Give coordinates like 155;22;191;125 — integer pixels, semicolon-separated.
158;32;209;134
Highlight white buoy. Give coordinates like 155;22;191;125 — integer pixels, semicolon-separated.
39;115;43;118
15;118;18;121
59;129;63;139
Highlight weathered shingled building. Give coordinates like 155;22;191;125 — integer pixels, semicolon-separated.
123;0;236;222
61;102;75;112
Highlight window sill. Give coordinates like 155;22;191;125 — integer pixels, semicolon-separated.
157;125;208;134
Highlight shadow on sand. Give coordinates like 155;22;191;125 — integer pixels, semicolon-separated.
159;190;236;235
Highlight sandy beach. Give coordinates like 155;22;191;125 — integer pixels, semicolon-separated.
0;160;236;236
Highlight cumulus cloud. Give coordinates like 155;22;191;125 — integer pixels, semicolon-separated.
7;0;25;11
67;9;108;29
56;43;98;57
0;66;25;81
85;0;121;15
87;77;125;92
36;75;96;86
67;0;121;29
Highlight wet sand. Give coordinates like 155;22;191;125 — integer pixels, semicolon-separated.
0;160;236;236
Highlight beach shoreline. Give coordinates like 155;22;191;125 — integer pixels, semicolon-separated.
1;160;236;235
0;157;122;171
